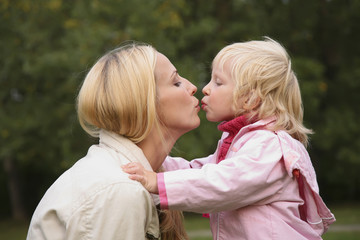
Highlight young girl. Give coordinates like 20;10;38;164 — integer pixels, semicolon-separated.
123;38;335;239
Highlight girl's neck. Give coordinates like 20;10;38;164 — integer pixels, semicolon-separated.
217;115;256;163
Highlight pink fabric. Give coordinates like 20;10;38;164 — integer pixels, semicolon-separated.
157;173;168;209
203;115;251;218
158;156;216;210
158;117;335;239
161;155;210;171
217;115;250;163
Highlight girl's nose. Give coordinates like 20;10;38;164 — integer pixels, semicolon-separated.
202;83;210;96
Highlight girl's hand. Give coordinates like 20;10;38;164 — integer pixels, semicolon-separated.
122;162;159;194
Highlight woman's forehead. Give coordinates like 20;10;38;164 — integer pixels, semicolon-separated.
155;52;176;82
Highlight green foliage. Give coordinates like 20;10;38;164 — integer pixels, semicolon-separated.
0;219;29;240
1;0;360;218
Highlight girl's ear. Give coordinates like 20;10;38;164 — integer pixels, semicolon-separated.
243;91;261;111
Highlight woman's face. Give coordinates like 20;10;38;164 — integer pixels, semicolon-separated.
155;52;200;138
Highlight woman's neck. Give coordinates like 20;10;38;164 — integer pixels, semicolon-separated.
136;129;177;171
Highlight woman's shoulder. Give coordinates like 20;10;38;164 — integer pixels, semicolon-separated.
43;144;145;205
33;153;151;220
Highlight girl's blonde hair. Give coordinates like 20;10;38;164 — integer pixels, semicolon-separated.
213;37;312;146
76;43;188;240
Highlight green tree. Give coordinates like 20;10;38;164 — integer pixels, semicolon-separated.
1;0;360;220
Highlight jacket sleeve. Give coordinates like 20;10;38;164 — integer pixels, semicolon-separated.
160;130;289;213
66;182;159;240
161;135;222;171
162;154;217;171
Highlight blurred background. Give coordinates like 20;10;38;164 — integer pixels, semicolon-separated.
1;0;359;238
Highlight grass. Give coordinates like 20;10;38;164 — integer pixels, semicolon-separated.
322;203;360;240
327;204;360;225
1;204;359;240
0;219;28;239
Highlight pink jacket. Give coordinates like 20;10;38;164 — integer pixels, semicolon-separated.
158;118;335;240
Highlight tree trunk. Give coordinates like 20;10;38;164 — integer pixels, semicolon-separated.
3;157;27;220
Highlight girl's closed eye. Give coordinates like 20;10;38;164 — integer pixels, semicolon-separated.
215;78;222;86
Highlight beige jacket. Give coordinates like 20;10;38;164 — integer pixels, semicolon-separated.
27;130;160;240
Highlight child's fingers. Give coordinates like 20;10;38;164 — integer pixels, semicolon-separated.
122;162;141;169
129;174;143;181
122;163;155;191
122;162;143;174
128;174;147;186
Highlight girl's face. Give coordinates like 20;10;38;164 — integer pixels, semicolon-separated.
155;53;200;137
201;62;237;122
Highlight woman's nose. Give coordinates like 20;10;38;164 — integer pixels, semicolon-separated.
183;77;197;95
189;82;197;96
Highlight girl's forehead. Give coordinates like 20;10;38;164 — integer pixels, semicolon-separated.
211;64;224;76
213;55;235;68
211;64;233;83
212;59;233;73
212;61;225;73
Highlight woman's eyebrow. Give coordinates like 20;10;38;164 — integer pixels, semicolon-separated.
170;70;178;80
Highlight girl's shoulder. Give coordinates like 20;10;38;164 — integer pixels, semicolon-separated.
275;130;306;153
236;122;278;142
231;128;280;154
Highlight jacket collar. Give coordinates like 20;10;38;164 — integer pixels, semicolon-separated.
232;116;277;139
99;130;153;171
246;116;276;130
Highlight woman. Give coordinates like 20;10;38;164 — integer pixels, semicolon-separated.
26;43;200;240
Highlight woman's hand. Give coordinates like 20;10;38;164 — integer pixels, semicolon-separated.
122;162;159;194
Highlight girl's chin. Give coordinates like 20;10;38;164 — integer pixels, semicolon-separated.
205;114;218;122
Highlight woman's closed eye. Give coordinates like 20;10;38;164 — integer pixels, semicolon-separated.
174;74;182;87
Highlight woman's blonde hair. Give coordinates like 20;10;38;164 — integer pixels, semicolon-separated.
77;43;158;143
77;43;188;240
213;37;313;146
